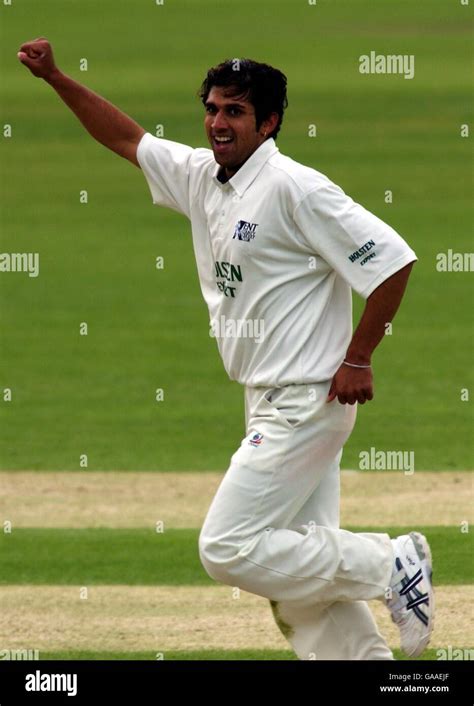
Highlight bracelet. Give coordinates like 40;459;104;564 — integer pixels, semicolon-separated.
343;359;371;369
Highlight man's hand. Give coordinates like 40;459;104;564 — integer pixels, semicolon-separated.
18;38;58;82
16;38;145;166
327;364;373;405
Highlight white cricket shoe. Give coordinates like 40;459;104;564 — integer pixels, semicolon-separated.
386;532;434;657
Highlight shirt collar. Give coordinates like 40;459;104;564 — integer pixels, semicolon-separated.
212;138;279;196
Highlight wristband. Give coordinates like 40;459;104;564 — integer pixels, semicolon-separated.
343;359;371;369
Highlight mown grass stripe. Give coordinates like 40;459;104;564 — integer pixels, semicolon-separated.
33;649;298;661
26;648;457;662
0;527;471;585
2;470;471;530
2;586;471;658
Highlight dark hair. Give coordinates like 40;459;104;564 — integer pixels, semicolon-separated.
198;58;288;140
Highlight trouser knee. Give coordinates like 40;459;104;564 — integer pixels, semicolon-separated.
198;533;243;585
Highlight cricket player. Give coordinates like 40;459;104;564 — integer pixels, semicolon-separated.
18;39;434;660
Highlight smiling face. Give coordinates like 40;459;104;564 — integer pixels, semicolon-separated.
204;86;278;180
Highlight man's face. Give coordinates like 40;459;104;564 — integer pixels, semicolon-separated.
204;86;275;179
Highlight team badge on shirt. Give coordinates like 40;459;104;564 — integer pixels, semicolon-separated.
249;432;264;447
233;220;258;241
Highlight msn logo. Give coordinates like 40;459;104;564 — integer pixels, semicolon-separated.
214;260;243;282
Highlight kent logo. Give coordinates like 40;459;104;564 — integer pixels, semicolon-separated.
233;220;258;241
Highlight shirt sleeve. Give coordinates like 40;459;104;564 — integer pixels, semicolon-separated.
293;181;417;298
136;132;194;218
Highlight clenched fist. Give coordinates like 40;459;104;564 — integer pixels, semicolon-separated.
17;38;58;81
327;363;374;405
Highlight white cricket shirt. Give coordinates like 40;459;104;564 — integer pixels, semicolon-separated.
137;133;417;387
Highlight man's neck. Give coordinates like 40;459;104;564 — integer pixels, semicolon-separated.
217;165;241;184
217;167;230;184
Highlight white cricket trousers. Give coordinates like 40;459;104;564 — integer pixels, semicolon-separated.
198;381;395;660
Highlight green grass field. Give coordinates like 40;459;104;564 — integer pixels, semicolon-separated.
0;0;472;471
0;527;471;585
0;470;472;661
0;0;472;663
33;649;453;662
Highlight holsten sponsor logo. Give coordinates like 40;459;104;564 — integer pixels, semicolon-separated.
359;51;415;80
348;239;376;266
436;249;474;272
25;670;77;697
0;252;39;277
359;447;415;475
209;315;265;343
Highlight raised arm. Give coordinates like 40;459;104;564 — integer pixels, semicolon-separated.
17;38;146;167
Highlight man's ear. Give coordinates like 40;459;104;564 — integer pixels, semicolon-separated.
264;112;279;135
